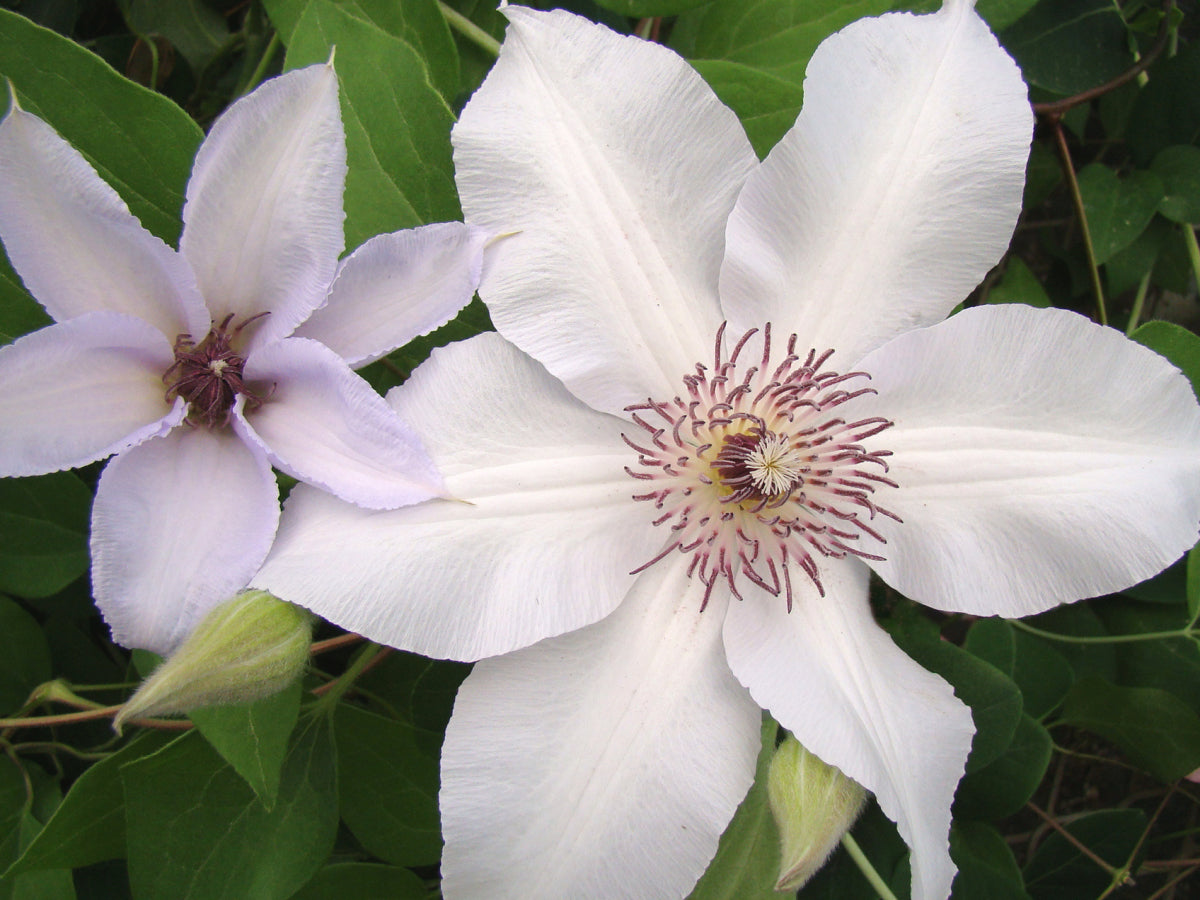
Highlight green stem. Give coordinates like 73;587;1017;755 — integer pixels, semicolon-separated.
1052;120;1107;325
1009;618;1194;645
840;833;900;900
439;2;501;57
238;31;281;99
1182;223;1200;293
312;642;388;712
1125;267;1153;335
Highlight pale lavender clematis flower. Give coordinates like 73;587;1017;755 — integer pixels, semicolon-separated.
0;63;486;655
254;5;1200;899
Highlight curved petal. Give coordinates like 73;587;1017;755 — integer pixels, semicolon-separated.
453;6;757;415
238;337;443;508
253;333;648;660
181;64;346;350
722;560;972;900
91;426;279;655
0;106;208;338
847;304;1200;617
720;0;1032;363
441;556;762;900
294;222;488;368
0;312;183;476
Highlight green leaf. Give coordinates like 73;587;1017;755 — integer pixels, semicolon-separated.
0;255;50;346
6;732;176;876
999;0;1133;96
670;0;892;87
0;597;51;715
1076;164;1163;265
0;8;203;244
353;650;470;757
263;0;459;103
1127;43;1200;167
1023;809;1145;900
128;0;230;74
1130;320;1200;399
1095;599;1200;718
189;680;302;809
688;717;779;900
1152;146;1200;224
964;619;1073;721
285;0;460;249
594;0;711;16
0;473;91;600
290;863;427;900
885;610;1023;773
334;704;440;867
954;714;1051;821
1059;676;1200;782
1023;603;1117;683
123;719;338;900
950;821;1030;900
987;257;1051;308
1188;543;1200;620
691;60;802;159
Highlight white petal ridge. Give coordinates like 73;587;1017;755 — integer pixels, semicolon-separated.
720;0;1032;363
453;6;757;415
441;557;762;899
722;560;973;900
254;333;649;661
847;304;1200;617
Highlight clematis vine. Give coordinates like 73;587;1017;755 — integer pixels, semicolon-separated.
0;63;486;655
254;4;1200;900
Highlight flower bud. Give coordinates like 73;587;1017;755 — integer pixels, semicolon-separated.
114;590;312;732
768;734;868;892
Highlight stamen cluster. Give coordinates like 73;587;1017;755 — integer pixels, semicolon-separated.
623;324;900;610
163;313;270;427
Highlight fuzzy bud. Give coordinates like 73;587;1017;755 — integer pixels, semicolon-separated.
768;734;868;892
114;590;312;733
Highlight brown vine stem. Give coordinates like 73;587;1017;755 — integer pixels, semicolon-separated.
1032;0;1175;118
310;632;364;655
1051;118;1108;325
1027;800;1126;880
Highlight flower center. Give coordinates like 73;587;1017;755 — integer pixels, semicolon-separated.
163;313;270;427
623;323;900;611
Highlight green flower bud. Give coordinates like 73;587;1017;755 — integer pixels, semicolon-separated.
114;590;312;733
768;734;868;892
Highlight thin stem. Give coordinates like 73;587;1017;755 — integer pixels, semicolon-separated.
238;31;281;98
439;2;501;58
311;642;390;710
840;833;900;900
1182;224;1200;293
1009;618;1194;645
310;632;363;655
0;705;191;731
1050;120;1106;325
1028;801;1121;877
1125;267;1154;335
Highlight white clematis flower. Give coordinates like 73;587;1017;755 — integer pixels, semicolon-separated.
0;63;486;655
254;4;1200;900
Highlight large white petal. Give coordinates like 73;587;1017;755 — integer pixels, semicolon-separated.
238;337;444;509
722;560;973;900
91;427;279;655
453;7;757;416
253;333;648;660
0;312;184;475
181;64;346;350
720;0;1031;363
0;107;208;338
441;556;762;900
845;304;1200;617
293;222;488;368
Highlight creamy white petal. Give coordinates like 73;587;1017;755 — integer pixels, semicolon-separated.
0;313;184;475
237;337;443;509
720;0;1031;363
294;222;488;368
253;333;647;660
0;107;208;338
441;556;762;900
91;427;279;655
722;560;972;900
181;64;346;350
453;7;757;415
844;304;1200;617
